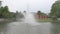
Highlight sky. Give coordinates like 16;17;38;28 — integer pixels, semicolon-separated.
2;0;56;13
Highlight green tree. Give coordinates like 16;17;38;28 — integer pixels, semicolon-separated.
2;6;10;18
0;6;14;18
0;7;4;17
37;10;46;15
37;11;41;15
49;0;60;17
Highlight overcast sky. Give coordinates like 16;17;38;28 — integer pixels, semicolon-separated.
2;0;56;13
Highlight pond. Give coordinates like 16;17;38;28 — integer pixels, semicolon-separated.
0;13;60;34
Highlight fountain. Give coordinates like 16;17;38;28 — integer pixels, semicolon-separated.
23;12;40;26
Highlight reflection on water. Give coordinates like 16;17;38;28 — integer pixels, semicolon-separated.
0;22;8;34
0;19;60;34
51;20;60;34
0;21;52;34
0;12;60;34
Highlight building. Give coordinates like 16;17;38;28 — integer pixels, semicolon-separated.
34;13;48;19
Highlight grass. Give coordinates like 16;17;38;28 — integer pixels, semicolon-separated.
35;18;53;22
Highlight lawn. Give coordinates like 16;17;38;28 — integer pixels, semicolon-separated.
35;18;53;22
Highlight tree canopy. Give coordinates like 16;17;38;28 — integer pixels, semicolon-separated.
37;10;46;16
37;11;41;15
49;1;60;17
0;6;15;18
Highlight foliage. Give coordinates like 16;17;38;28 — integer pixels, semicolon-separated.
0;6;16;18
19;12;24;18
37;10;46;16
37;11;41;15
16;11;24;18
49;1;60;17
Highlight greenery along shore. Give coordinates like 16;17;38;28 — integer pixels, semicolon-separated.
0;6;25;22
0;6;16;19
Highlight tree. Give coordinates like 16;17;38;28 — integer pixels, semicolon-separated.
0;7;4;18
49;0;60;17
37;11;41;15
2;6;10;18
0;6;15;18
37;10;46;15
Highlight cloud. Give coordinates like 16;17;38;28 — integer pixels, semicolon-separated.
2;0;56;13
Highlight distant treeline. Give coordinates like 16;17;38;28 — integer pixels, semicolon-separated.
0;6;16;18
